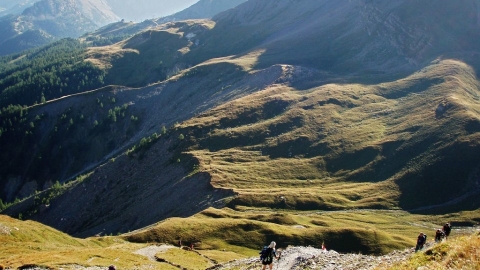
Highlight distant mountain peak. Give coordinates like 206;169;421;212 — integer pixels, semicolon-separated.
23;0;118;25
0;0;119;55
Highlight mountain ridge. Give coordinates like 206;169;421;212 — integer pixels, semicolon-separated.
0;0;118;55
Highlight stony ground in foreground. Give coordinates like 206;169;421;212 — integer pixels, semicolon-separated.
207;244;427;270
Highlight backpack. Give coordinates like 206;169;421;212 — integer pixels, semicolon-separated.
259;246;268;260
259;246;273;262
443;223;451;234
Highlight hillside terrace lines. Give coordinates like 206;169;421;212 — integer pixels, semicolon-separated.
173;59;480;213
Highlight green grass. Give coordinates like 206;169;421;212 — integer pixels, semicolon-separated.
174;59;480;212
2;208;478;268
0;215;168;269
123;207;479;255
155;248;214;269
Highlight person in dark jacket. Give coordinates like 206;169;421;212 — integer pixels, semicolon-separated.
435;229;445;242
443;222;452;239
415;232;427;252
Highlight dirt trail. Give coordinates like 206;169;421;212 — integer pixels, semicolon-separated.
133;244;175;261
209;245;416;270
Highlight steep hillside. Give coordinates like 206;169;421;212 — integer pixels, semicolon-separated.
85;0;480;89
180;59;480;211
81;0;246;47
192;0;480;73
0;57;281;212
1;0;480;258
3;57;480;239
0;39;106;108
0;0;119;55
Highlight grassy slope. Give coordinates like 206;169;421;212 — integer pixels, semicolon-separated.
124;207;479;256
176;59;480;212
0;215;177;269
85;20;216;87
377;231;480;270
1;211;478;269
3;57;477;260
1;2;480;265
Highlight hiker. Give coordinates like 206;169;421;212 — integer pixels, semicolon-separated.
260;241;279;270
443;222;451;239
108;265;116;270
435;229;445;242
415;232;427;252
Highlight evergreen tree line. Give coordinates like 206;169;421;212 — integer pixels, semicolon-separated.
0;38;106;109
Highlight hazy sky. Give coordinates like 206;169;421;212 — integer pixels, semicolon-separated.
108;0;200;21
157;0;199;16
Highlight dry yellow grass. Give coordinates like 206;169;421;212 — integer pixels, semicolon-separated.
155;248;214;269
85;44;139;69
377;231;480;270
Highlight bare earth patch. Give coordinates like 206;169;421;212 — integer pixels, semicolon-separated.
134;245;176;261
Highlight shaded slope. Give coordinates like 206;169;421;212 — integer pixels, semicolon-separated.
0;60;292;232
189;0;480;74
89;0;480;89
85;20;216;87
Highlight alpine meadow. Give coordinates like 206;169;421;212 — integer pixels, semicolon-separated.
1;0;480;269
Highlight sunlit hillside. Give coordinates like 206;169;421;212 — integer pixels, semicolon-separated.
1;1;480;268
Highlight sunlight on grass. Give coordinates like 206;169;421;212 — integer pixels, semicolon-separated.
377;232;480;270
0;215;163;269
155;248;214;269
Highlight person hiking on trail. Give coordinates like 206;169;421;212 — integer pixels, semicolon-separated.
435;229;445;242
443;222;451;239
260;241;279;270
415;232;427;252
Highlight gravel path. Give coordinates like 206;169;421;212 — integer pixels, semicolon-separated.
208;244;428;270
133;244;175;261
